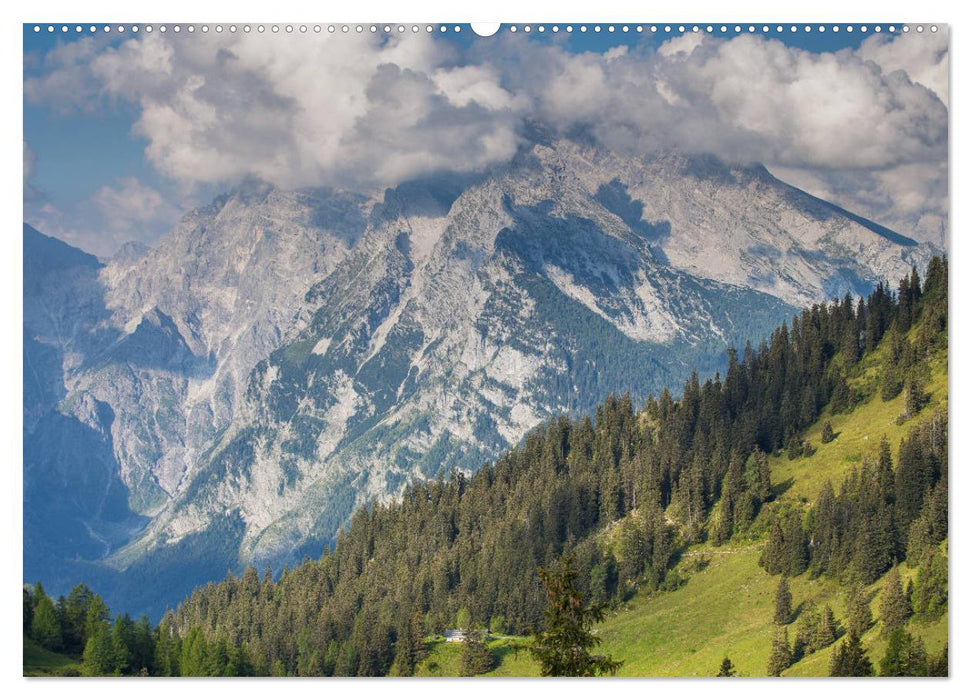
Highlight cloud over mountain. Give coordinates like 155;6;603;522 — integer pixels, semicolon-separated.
24;28;948;243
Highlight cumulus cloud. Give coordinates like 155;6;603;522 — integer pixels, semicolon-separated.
24;29;948;242
858;29;949;107
26;32;524;190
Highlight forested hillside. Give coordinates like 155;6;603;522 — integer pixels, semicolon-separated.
23;258;948;677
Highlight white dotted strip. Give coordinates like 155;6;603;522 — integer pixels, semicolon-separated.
28;24;944;35
505;24;938;34
30;24;463;34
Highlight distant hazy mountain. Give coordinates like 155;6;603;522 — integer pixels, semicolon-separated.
22;139;934;617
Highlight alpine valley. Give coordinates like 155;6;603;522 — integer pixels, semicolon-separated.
23;138;935;618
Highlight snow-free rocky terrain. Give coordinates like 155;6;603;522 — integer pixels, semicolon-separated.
23;139;935;616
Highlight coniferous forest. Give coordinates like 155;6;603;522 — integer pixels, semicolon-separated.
23;257;948;677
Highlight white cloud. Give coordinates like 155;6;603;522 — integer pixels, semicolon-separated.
24;30;949;243
25;177;181;257
93;177;180;233
859;29;949;107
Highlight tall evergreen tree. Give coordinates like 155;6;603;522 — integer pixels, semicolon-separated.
813;605;838;651
829;633;873;677
458;626;495;676
766;626;791;676
879;565;911;636
529;556;622;677
717;656;736;677
846;585;873;639
880;628;928;676
30;594;62;651
774;577;793;625
912;550;948;621
82;619;118;676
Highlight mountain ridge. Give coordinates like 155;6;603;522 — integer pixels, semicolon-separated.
22;139;939;617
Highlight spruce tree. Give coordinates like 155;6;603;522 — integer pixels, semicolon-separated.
774;577;793;625
785;516;808;575
821;421;835;444
529;555;622;676
846;584;873;639
902;375;927;419
879;565;911;636
813;605;837;650
458;626;495;676
766;626;791;676
880;628;928;676
912;550;948;620
82;620;118;676
760;522;786;575
30;594;63;651
830;373;851;414
829;633;873;676
717;656;736;677
793;602;819;659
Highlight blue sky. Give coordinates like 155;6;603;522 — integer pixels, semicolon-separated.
23;22;946;256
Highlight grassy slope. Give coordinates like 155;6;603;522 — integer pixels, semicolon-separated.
22;636;81;677
415;636;539;677
423;332;948;677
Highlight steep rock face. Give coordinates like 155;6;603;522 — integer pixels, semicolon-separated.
73;186;369;508
22;141;937;616
535;143;925;307
22;225;146;593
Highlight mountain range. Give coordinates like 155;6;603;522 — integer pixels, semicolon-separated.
23;138;935;618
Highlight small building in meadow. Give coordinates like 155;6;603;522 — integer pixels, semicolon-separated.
443;628;466;642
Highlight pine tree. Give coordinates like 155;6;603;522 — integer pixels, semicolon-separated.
774;577;793;625
821;421;835;444
529;556;622;676
829;633;874;676
879;564;911;636
766;626;791;676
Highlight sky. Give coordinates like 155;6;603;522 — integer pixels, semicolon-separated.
23;22;949;257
